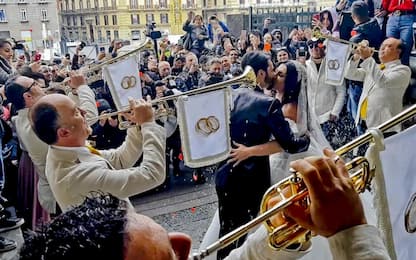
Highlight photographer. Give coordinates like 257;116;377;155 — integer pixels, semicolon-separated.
0;39;16;85
198;58;226;88
71;41;86;70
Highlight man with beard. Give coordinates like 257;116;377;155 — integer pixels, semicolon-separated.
215;51;310;259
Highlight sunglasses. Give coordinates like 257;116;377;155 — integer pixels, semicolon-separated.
24;80;37;93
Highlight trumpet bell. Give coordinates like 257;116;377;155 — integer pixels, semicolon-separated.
261;156;373;250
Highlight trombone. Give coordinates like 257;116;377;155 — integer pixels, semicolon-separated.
87;65;257;129
312;26;379;53
192;103;416;259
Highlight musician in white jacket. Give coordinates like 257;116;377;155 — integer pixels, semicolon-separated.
344;37;411;135
305;38;347;148
20;149;390;260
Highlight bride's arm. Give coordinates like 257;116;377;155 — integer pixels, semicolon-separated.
227;141;283;167
282;103;298;123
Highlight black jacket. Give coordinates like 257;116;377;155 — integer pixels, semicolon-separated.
350;18;383;49
215;87;310;212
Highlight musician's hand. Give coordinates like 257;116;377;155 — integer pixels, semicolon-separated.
99;111;108;127
311;18;321;28
68;72;87;89
285;148;367;237
108;117;118;127
227;141;253;167
266;187;292;227
127;98;154;125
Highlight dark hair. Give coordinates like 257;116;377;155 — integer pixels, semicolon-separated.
19;65;46;81
30;102;60;145
278;61;300;105
320;10;334;32
208;15;218;21
0;39;12;49
5;77;27;111
351;1;369;21
241;51;270;76
20;193;127;260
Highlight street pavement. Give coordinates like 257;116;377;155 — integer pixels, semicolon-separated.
132;168;218;251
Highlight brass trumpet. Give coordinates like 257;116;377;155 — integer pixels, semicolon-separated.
311;26;379;53
47;37;154;94
193;103;416;259
87;65;257;130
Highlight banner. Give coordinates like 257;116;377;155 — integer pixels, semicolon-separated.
176;89;231;168
325;40;350;85
102;56;142;110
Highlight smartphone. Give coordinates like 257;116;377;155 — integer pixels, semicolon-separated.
313;13;320;21
264;42;272;52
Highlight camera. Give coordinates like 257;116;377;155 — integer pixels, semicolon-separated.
78;41;86;51
145;22;162;40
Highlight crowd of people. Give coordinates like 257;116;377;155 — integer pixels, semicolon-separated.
0;0;411;258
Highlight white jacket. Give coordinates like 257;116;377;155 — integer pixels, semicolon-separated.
306;59;346;124
345;57;410;132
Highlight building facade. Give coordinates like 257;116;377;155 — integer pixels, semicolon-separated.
59;0;200;45
0;0;60;51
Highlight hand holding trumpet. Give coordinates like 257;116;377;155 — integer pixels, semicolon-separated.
267;149;367;237
123;98;155;126
353;40;375;61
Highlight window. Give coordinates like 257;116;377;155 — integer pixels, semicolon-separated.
67;16;71;26
106;30;111;41
145;0;152;8
82;31;87;40
94;0;98;8
114;30;119;39
0;9;6;22
41;9;47;20
71;0;75;9
86;0;90;8
145;13;154;23
95;15;99;25
160;13;168;24
0;0;5;4
159;0;167;8
131;30;140;40
79;0;83;9
97;30;102;41
20;8;27;21
104;15;108;25
112;0;116;7
80;16;84;25
112;14;117;25
66;0;69;10
69;31;73;40
73;16;77;26
131;14;139;24
130;0;138;8
103;0;108;8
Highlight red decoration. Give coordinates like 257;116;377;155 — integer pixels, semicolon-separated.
318;43;324;48
350;30;357;37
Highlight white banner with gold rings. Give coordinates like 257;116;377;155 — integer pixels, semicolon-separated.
103;56;142;110
176;88;231;168
325;40;350;85
376;125;416;259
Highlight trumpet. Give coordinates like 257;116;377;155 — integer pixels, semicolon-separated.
311;26;379;53
193;103;416;259
87;65;257;130
47;38;154;93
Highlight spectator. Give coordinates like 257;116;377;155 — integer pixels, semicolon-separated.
182;11;209;58
207;15;230;43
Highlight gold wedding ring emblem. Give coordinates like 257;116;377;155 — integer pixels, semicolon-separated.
328;59;340;70
404;193;416;233
121;76;137;89
195;116;220;136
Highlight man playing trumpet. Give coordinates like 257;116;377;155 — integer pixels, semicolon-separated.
345;38;411;136
29;96;166;212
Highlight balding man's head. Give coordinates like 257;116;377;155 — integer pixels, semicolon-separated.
5;76;45;110
379;37;404;63
158;61;171;78
31;94;91;146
